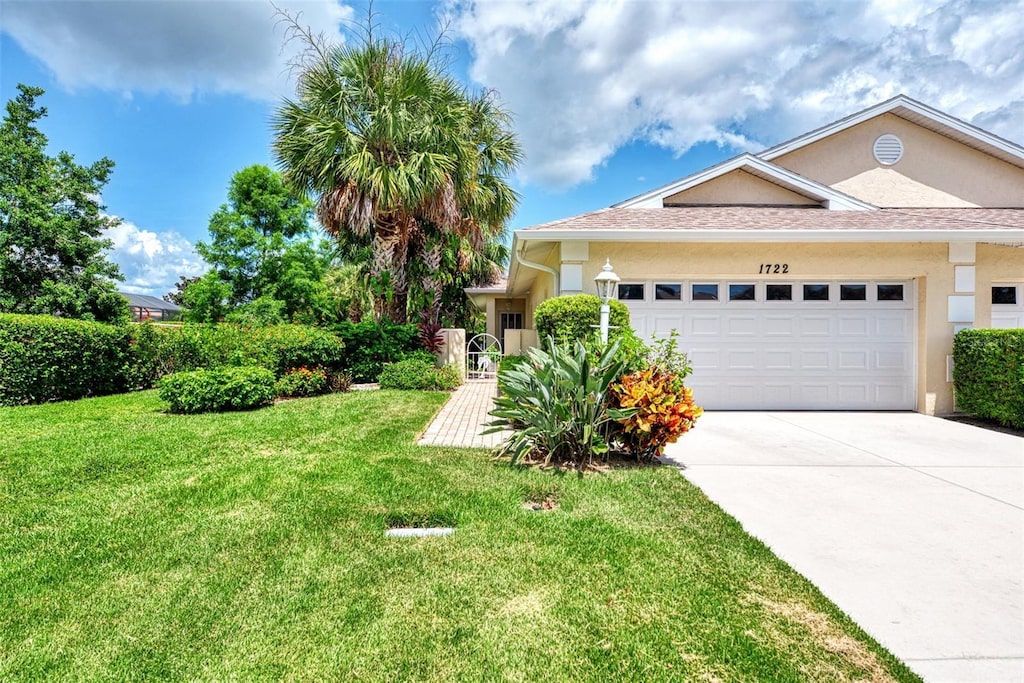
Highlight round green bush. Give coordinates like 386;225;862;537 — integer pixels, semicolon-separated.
534;294;632;345
275;366;330;398
157;366;276;414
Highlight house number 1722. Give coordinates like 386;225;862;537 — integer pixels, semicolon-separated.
758;263;789;274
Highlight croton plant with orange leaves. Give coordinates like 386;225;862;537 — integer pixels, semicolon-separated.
610;368;703;462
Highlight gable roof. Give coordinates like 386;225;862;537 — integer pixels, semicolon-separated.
614;153;877;211
759;94;1024;170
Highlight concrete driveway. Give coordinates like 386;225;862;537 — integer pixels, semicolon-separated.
663;412;1024;683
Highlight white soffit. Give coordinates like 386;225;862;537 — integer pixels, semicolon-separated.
614;154;876;211
760;95;1024;170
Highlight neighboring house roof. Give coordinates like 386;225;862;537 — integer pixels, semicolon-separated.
516;207;1024;242
614;154;878;211
120;292;182;312
758;94;1024;171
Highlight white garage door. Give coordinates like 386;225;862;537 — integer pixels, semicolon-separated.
620;279;916;410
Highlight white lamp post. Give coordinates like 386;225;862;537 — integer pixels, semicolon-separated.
594;259;620;344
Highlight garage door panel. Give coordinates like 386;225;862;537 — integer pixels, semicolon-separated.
876;349;910;370
838;350;869;370
764;349;795;370
800;349;832;370
875;315;911;337
726;316;758;335
801;316;832;336
725;349;757;369
763;316;794;336
689;316;721;336
653;315;684;337
838;316;869;336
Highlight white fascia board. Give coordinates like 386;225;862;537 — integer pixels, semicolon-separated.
614;154;875;211
760;95;1024;165
515;229;1024;243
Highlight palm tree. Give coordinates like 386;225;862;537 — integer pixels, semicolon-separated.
272;34;521;323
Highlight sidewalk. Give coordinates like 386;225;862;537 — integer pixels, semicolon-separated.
418;379;507;448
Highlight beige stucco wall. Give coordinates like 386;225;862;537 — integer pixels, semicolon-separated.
976;243;1024;326
543;240;1024;415
663;169;821;206
771;113;1024;207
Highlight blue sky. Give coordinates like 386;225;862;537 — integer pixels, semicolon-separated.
2;0;1022;297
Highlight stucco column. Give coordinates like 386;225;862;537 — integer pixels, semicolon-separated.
439;328;466;379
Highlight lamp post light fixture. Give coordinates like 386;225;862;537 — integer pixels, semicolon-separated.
594;259;620;344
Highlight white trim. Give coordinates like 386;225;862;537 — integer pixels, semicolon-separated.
759;95;1024;167
515;228;1024;243
614;154;877;211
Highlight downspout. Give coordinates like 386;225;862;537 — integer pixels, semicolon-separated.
514;244;560;297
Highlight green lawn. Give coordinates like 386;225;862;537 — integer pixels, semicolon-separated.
1;390;920;682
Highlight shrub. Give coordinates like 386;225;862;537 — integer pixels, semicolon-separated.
128;323;346;380
0;313;130;405
249;325;346;376
486;338;634;468
609;368;703;462
275;366;330;398
157;366;276;414
331;320;422;382
953;328;1024;428
534;294;632;345
327;370;354;393
378;359;462;391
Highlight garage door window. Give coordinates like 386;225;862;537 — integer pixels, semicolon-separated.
729;284;756;301
877;284;904;301
766;284;793;301
655;283;681;300
803;284;829;301
992;286;1017;305
692;284;719;301
617;284;644;301
840;284;867;301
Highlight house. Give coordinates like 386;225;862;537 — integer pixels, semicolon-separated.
468;95;1024;414
120;292;183;322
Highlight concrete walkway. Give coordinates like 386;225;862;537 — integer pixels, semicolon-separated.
418;379;506;448
664;412;1024;683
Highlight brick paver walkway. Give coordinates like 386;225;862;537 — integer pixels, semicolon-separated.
418;379;508;448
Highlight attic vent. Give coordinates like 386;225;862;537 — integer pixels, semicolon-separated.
873;134;904;165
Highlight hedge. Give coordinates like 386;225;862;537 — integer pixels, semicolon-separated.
127;323;347;381
330;320;424;382
0;313;131;405
0;315;348;406
952;328;1024;428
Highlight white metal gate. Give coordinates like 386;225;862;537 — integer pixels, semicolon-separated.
466;333;502;380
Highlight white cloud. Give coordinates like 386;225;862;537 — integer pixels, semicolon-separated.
1;0;354;100
105;220;206;297
448;0;1024;188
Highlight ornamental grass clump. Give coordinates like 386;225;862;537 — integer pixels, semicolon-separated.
486;337;634;469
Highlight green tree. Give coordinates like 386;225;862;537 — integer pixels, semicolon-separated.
193;164;332;323
272;27;521;324
0;84;128;323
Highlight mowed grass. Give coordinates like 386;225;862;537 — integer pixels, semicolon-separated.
1;390;920;682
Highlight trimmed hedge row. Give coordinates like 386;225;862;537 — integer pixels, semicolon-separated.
0;313;130;405
0;315;349;406
953;328;1024;428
